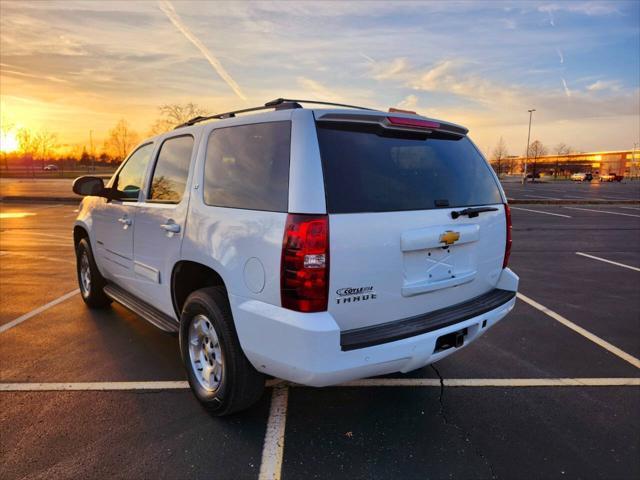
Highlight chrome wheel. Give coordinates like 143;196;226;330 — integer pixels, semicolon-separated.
188;314;224;391
79;251;91;297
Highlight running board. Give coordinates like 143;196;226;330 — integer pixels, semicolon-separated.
104;284;179;333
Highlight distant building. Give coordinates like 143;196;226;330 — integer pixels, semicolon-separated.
504;149;640;178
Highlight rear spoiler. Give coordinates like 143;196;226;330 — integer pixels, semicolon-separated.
315;112;468;137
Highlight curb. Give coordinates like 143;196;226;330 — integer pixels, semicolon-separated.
1;196;80;205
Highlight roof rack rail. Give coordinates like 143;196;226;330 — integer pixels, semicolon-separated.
265;98;374;111
174;98;374;129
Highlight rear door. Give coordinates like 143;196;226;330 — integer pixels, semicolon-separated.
131;134;196;316
315;117;506;331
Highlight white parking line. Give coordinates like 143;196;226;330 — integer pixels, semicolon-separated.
341;378;640;387
0;381;189;391
259;385;289;480
17;231;70;241
517;293;640;369
563;207;640;218
618;206;640;211
509;207;572;218
576;252;640;272
0;289;80;334
2;378;638;392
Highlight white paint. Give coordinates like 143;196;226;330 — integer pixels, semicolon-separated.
0;381;189;391
563;207;640;218
2;378;638;392
11;231;70;241
576;252;640;272
259;385;289;480
618;206;640;211
340;378;640;387
509;207;572;218
517;292;640;369
0;289;80;334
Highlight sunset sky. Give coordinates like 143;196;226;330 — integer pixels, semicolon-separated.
1;0;639;156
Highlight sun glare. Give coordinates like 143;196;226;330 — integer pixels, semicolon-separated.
0;130;19;153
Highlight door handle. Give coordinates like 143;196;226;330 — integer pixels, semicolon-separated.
160;222;181;233
118;216;132;226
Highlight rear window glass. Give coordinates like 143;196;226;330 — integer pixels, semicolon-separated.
316;123;502;213
204;121;290;211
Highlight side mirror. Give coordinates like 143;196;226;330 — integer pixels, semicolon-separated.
72;176;106;197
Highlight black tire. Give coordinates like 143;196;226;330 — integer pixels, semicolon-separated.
179;286;265;416
75;238;111;308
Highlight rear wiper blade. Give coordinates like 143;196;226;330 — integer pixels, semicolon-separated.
451;207;499;219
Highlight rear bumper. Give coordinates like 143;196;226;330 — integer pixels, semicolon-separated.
231;268;518;387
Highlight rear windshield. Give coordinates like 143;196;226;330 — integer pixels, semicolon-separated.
316;123;502;213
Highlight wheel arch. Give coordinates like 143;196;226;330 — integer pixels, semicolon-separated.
171;260;228;318
73;224;89;247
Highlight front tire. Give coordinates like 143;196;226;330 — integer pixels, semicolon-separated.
75;238;111;308
180;286;265;416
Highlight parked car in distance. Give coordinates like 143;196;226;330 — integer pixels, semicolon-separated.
599;173;623;182
72;98;519;415
570;172;592;182
43;164;59;171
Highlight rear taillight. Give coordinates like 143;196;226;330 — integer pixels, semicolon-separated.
281;214;329;312
503;204;512;268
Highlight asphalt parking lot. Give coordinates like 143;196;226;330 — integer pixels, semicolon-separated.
1;199;639;479
502;180;640;202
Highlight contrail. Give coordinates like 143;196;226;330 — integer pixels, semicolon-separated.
158;0;247;101
359;53;375;63
556;48;564;64
561;78;571;98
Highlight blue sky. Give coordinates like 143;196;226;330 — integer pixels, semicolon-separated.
1;0;638;155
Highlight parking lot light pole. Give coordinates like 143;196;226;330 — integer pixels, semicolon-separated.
523;109;535;185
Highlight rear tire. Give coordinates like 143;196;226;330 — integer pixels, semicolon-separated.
180;286;265;416
75;238;111;308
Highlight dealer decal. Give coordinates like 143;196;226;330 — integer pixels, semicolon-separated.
336;286;376;304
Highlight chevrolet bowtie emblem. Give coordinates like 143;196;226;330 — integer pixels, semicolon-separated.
439;230;460;246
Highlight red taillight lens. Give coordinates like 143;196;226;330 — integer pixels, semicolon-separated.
281;214;329;312
503;204;512;268
387;116;440;129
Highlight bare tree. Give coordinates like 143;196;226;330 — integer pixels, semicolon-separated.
554;142;571;155
105;119;139;162
17;128;40;175
17;128;38;155
149;103;207;135
553;142;571;178
527;140;548;179
35;130;58;169
491;137;509;176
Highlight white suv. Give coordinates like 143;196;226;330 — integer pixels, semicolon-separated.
72;99;518;415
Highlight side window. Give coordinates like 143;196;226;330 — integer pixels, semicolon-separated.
204;121;290;212
148;135;194;203
113;143;154;201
